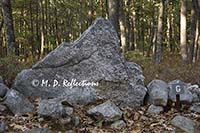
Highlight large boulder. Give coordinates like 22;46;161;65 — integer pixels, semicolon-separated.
13;18;145;107
168;80;199;103
147;80;169;106
3;89;34;115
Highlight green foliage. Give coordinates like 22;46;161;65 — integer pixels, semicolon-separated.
126;51;200;85
0;56;34;86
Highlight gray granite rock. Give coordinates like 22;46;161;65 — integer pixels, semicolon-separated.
0;83;8;98
37;98;73;118
87;100;122;122
24;128;52;133
125;84;147;107
147;105;164;114
0;104;7;113
171;115;200;133
110;120;126;130
3;89;34;115
65;130;75;133
0;122;6;133
147;80;169;106
190;103;200;113
168;80;199;103
13;18;145;107
72;116;80;127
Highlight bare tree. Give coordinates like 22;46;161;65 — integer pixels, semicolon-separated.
154;0;164;64
108;0;119;33
1;0;16;55
180;0;187;64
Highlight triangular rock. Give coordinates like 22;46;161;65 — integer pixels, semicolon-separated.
13;18;146;107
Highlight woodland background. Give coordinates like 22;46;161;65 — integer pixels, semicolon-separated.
0;0;200;85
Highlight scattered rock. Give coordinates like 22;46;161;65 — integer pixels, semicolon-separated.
188;84;200;95
168;80;199;103
37;98;73;118
24;128;52;133
87;100;122;122
110;120;126;130
147;80;169;106
13;18;145;107
3;89;34;115
147;105;164;114
140;116;149;121
171;115;200;133
0;122;6;133
0;76;3;84
190;103;200;113
65;130;75;133
59;116;72;125
0;104;7;113
125;84;147;107
0;83;8;98
72;116;80;127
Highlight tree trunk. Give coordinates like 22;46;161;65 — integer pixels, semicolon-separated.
1;0;16;55
29;0;34;57
108;0;119;33
189;0;199;63
147;7;155;57
40;0;45;58
119;0;127;55
79;0;83;34
180;0;187;64
154;0;164;64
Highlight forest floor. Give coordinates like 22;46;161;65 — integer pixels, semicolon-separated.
0;51;200;132
1;102;200;132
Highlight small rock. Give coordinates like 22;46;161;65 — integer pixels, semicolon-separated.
87;100;122;122
147;105;164;114
147;80;169;106
190;103;200;113
140;116;148;121
110;120;126;130
171;115;200;133
37;98;73;118
0;83;8;98
24;128;52;133
0;122;6;133
3;89;34;115
72;116;80;126
126;84;147;107
168;80;199;103
59;116;72;125
0;76;3;84
65;130;75;133
0;104;7;112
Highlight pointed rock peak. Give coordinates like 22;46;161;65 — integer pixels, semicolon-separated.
32;17;120;69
